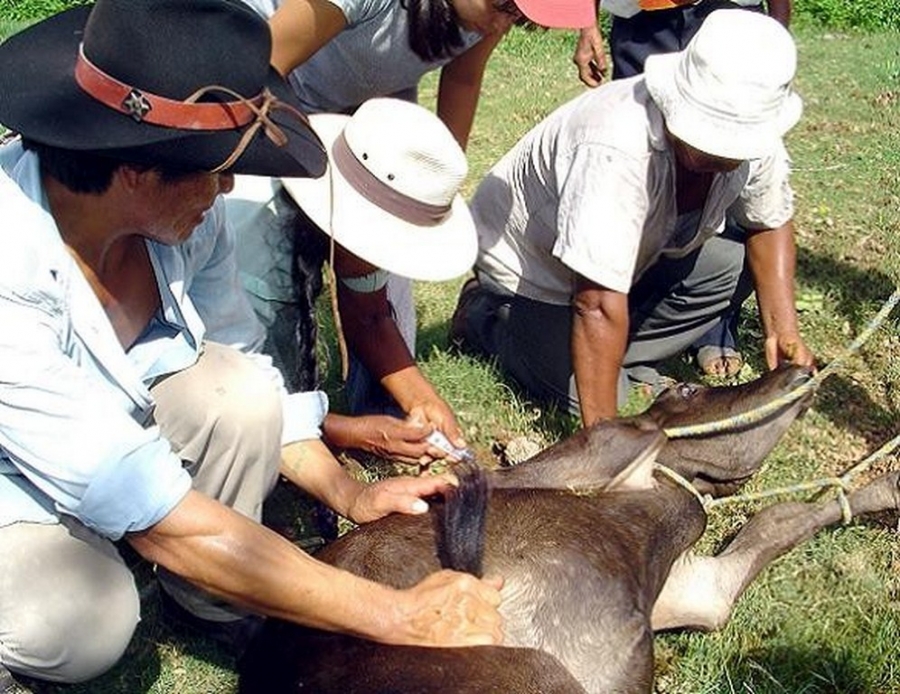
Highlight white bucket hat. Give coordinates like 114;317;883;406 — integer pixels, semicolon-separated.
279;98;477;282
644;9;803;160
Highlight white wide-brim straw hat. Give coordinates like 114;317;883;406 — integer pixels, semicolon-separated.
280;98;477;282
644;9;803;161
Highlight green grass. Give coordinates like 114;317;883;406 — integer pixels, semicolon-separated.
793;0;900;32
0;1;87;23
0;19;31;37
2;17;900;694
387;24;900;694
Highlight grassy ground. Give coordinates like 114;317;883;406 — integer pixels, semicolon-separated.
2;18;899;694
438;26;900;694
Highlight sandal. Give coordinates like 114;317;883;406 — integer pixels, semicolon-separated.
696;344;743;378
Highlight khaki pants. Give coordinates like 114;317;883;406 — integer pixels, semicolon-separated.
0;343;282;683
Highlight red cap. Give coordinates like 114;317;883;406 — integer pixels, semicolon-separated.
515;0;597;28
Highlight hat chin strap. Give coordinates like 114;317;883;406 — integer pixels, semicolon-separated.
197;85;299;173
74;44;311;171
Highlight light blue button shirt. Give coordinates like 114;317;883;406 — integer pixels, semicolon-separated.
0;143;328;540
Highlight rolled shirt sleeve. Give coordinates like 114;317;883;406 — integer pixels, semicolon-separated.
0;284;191;539
730;143;795;231
555;143;651;294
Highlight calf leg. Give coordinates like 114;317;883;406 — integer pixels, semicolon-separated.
651;471;900;631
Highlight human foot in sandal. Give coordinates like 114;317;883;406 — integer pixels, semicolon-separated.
696;344;743;378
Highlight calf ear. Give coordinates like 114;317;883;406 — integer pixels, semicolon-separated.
604;433;663;492
641;382;699;425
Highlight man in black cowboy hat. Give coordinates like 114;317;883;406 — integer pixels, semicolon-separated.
0;0;502;686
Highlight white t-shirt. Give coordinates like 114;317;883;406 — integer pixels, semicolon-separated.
241;0;481;113
471;76;794;305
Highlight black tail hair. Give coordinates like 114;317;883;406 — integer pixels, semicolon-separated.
436;461;489;577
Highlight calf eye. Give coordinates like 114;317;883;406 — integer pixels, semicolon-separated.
677;383;699;400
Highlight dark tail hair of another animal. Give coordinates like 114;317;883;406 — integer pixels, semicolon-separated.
436;461;489;577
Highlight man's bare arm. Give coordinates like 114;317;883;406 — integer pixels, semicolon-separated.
128;490;503;646
571;277;629;425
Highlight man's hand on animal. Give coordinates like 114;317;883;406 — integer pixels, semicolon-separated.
765;331;815;371
397;570;504;647
279;438;457;523
345;473;457;524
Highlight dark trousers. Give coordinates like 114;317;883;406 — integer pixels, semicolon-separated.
456;226;752;417
609;1;761;79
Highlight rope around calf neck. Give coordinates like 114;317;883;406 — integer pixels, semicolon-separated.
657;287;900;522
662;286;900;440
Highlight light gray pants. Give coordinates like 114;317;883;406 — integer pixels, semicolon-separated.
457;228;751;415
0;342;282;683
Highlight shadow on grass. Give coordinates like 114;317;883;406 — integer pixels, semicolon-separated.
797;246;898;334
16;578;245;694
14;619;164;694
658;629;892;694
795;245;900;447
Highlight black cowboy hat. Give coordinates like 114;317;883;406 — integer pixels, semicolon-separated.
0;0;326;178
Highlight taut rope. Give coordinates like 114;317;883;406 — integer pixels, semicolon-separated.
663;286;900;439
658;287;900;522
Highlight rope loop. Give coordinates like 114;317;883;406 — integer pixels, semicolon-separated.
652;288;900;520
653;463;712;511
186;85;310;173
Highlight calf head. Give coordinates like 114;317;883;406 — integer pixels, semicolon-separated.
642;364;815;495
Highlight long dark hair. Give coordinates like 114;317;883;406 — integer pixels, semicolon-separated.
279;187;329;392
401;0;466;62
401;0;534;62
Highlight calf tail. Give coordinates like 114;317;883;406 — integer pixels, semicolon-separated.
436;461;489;577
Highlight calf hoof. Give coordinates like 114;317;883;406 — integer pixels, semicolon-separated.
847;470;900;519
